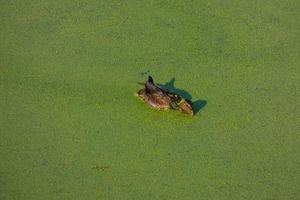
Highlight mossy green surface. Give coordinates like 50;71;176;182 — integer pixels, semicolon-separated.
1;0;299;199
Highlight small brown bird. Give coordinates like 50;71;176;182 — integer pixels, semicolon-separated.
136;76;194;115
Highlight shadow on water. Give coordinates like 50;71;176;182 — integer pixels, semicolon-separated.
192;99;207;115
158;78;207;115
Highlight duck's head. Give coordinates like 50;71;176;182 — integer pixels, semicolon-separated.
178;99;194;115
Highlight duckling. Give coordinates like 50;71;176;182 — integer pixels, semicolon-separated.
136;76;194;115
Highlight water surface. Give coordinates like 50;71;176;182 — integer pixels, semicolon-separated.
1;0;299;199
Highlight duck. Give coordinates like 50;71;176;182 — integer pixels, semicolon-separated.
136;76;194;115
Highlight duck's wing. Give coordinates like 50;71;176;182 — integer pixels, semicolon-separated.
167;92;182;108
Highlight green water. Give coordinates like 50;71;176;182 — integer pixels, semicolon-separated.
1;0;299;199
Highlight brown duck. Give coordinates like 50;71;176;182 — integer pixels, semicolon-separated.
136;76;194;115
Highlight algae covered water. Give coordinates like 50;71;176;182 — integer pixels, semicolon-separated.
1;0;299;199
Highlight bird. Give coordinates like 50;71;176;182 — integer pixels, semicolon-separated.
136;76;194;115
